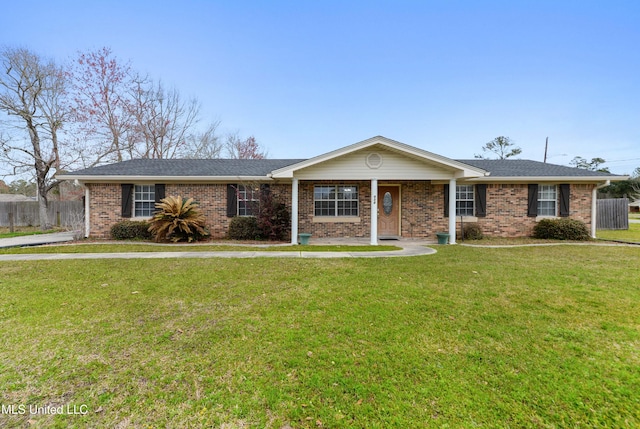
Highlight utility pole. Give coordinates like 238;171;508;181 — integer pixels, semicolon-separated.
543;137;548;163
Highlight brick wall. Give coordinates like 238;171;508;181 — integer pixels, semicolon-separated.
470;183;594;237
87;182;292;239
298;181;371;238
297;181;595;239
87;183;121;238
399;182;447;237
88;181;595;239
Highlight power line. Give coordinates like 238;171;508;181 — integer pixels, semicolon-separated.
605;158;640;164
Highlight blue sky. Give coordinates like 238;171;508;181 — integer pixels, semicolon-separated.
1;0;639;174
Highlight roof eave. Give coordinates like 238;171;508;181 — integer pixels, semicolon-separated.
463;175;628;183
56;174;273;183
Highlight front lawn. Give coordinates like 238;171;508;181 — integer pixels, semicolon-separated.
0;243;401;254
0;246;638;428
597;222;640;243
0;227;63;239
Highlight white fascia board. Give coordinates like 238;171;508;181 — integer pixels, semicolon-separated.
55;175;272;183
460;175;629;183
271;135;488;178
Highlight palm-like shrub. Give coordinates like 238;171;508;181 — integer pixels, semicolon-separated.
148;195;208;242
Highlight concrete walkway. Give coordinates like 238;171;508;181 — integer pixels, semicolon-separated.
0;231;77;248
0;235;437;261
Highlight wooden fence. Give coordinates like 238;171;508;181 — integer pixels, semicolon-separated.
0;201;84;228
596;198;629;230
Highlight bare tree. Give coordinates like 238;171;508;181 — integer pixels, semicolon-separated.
0;47;68;229
225;133;267;159
475;136;522;160
70;47;137;165
183;121;223;158
131;79;200;159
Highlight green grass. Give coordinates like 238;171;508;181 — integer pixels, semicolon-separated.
597;222;640;243
1;246;639;428
0;227;63;239
0;243;401;254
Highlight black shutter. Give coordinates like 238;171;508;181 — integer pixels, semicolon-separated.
154;184;166;204
475;184;487;217
444;184;449;217
559;184;570;217
527;184;538;217
227;184;237;217
260;183;271;196
121;184;133;218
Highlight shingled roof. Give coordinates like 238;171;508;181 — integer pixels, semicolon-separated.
457;159;619;178
59;156;623;179
62;158;306;177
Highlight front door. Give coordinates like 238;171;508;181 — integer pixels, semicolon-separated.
378;186;400;238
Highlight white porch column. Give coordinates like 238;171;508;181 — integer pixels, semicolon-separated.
84;186;90;238
448;178;457;244
591;186;597;238
370;178;378;245
291;177;299;244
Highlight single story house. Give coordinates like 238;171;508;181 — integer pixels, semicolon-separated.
57;136;626;244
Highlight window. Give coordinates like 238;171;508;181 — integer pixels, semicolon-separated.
537;185;557;216
134;185;155;217
314;185;358;216
456;185;474;216
237;184;259;216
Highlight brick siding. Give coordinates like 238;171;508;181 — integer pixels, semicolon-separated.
473;183;594;237
86;182;291;239
87;181;594;239
298;181;371;238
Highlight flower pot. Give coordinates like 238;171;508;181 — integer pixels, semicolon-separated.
298;233;312;245
436;232;450;245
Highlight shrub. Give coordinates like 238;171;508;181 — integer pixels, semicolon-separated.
228;216;262;240
148;196;208;242
462;223;484;240
110;220;152;240
532;218;590;240
256;190;291;241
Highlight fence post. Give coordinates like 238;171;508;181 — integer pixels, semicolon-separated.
9;212;14;233
56;211;61;227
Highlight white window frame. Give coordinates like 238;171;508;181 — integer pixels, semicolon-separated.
456;185;475;217
537;184;557;216
314;185;359;217
134;185;155;218
237;184;259;217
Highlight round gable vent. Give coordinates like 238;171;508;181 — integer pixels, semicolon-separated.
366;152;383;169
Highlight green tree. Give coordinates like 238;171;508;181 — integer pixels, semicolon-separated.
570;156;610;173
599;180;639;199
8;179;37;197
598;166;639;199
475;136;522;159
